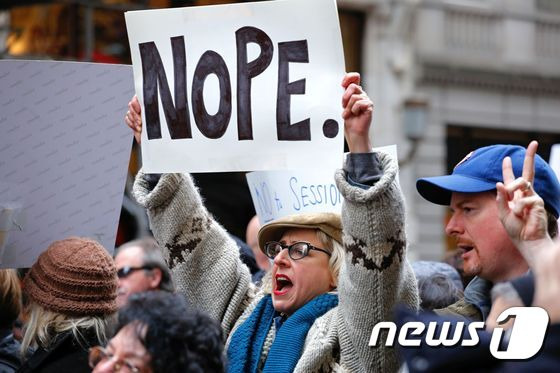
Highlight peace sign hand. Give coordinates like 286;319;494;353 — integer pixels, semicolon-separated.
496;141;552;265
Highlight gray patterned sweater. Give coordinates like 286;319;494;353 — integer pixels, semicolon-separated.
132;152;419;372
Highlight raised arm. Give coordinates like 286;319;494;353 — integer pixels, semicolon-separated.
335;73;419;372
126;99;254;336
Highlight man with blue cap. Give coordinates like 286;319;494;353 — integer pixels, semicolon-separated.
416;141;560;321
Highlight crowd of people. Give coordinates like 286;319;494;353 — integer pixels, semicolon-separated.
1;71;559;372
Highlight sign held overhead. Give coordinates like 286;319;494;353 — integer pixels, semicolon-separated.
125;0;345;173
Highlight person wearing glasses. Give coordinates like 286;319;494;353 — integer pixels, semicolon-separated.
114;237;174;308
126;72;419;372
90;291;224;373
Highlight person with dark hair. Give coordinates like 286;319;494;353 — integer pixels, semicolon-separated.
416;141;560;321
18;237;117;373
412;261;464;310
114;236;174;308
90;291;225;373
0;269;22;372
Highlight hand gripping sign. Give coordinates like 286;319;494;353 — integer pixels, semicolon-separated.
125;0;345;173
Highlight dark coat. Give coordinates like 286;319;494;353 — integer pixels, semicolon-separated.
17;330;99;373
0;329;21;373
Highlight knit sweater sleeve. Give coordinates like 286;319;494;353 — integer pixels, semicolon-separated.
132;171;254;336
334;152;420;372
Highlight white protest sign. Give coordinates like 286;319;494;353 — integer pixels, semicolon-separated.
247;146;398;224
0;60;133;268
125;0;345;173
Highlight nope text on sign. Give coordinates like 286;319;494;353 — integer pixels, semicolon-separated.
139;26;341;143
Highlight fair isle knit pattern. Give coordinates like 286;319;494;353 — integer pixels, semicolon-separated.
133;152;419;373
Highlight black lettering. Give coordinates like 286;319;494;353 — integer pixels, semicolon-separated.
139;37;191;140
276;40;310;141
236;27;274;140
192;50;232;139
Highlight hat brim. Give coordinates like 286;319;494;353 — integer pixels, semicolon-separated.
416;174;497;206
257;213;342;255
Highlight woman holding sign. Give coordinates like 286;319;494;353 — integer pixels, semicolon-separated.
126;73;419;372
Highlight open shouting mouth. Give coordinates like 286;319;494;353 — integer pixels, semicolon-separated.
274;274;293;296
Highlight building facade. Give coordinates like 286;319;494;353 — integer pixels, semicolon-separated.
341;0;560;259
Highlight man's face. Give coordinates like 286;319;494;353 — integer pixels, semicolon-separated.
446;192;528;282
271;228;335;315
114;246;160;308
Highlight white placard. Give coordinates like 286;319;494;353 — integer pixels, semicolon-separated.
0;60;133;268
247;145;398;224
125;0;345;173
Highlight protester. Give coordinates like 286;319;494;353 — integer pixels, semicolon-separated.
90;291;224;373
416;141;560;320
114;237;174;308
397;141;560;372
0;269;22;372
246;215;270;272
18;237;117;373
125;72;419;372
411;261;463;310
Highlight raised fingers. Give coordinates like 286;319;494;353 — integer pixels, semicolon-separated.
342;83;363;108
130;95;141;114
501;177;534;200
341;72;360;90
522;140;538;184
511;195;545;218
502;156;515;185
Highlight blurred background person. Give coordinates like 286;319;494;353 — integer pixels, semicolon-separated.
412;261;464;310
90;291;225;373
18;237;117;373
0;269;22;372
114;237;174;308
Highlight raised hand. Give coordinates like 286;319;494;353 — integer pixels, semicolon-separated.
496;141;552;264
125;95;142;144
341;72;373;153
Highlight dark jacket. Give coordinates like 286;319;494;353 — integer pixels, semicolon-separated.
17;330;99;373
0;329;21;373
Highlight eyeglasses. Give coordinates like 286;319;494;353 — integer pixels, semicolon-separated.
117;265;154;279
264;241;331;261
88;346;140;372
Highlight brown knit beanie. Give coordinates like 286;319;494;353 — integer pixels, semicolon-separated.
24;237;117;316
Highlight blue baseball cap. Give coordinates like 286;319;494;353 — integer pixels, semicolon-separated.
416;144;560;218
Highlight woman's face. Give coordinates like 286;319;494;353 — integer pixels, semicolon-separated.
271;228;335;315
92;324;152;373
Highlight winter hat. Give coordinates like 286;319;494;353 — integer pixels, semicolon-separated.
24;237;117;316
258;212;342;254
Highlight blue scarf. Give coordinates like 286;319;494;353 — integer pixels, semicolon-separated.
227;293;338;373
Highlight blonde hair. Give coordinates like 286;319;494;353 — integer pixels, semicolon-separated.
0;269;22;329
21;301;114;356
261;229;344;294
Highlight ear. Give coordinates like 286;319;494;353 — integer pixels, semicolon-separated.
148;268;163;290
